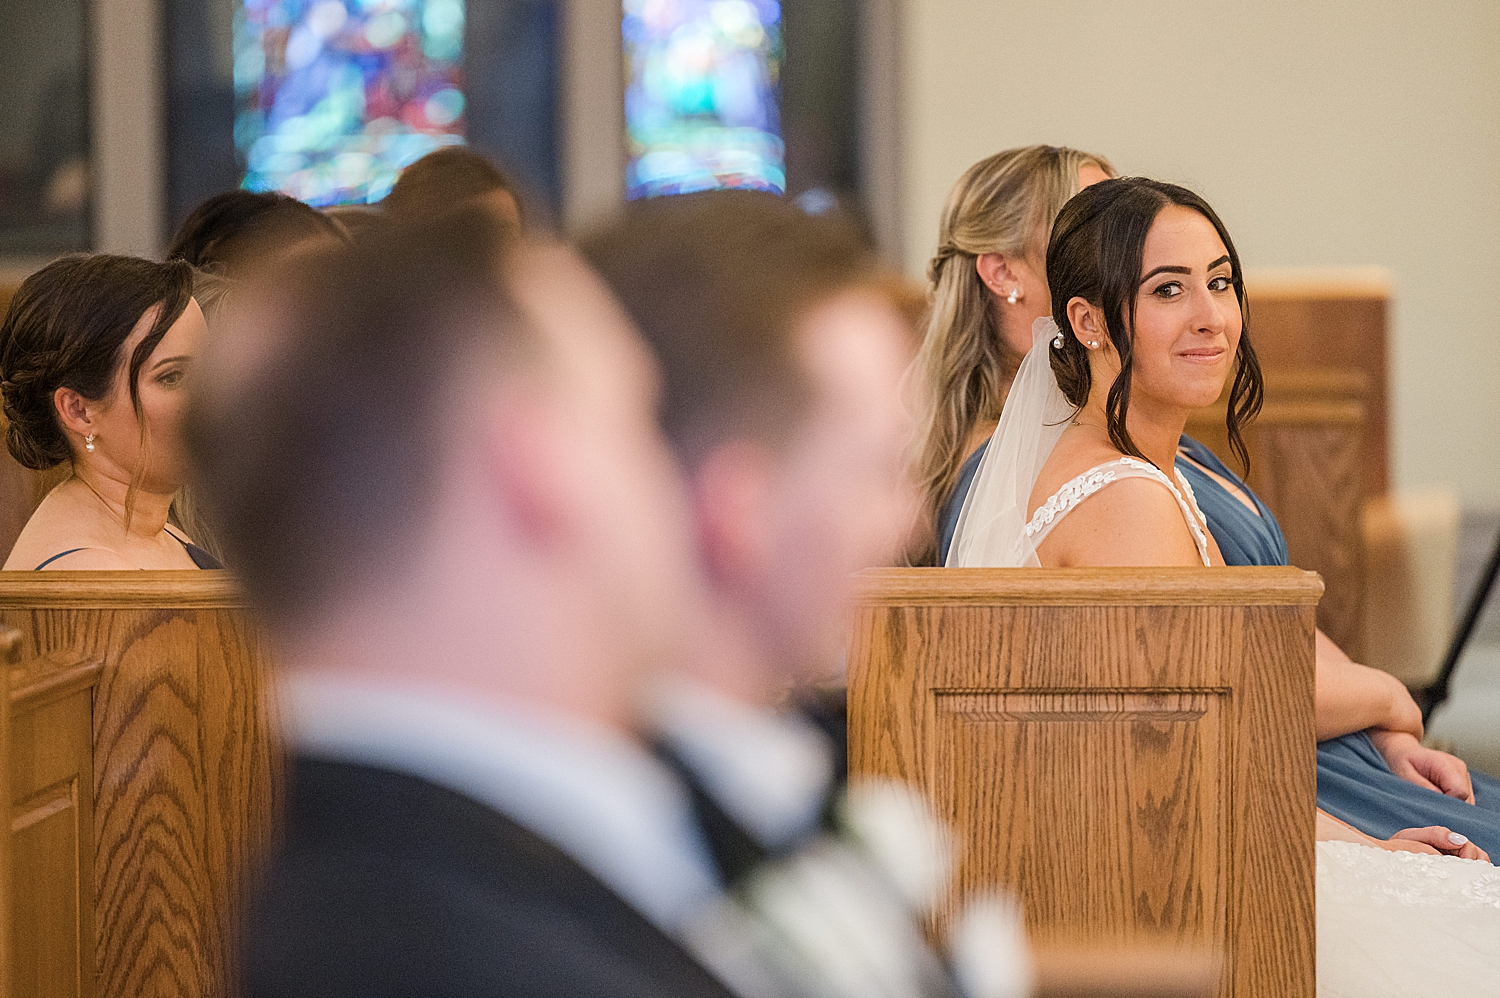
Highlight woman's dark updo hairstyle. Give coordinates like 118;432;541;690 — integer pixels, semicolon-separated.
1046;177;1263;472
0;254;194;470
166;190;343;272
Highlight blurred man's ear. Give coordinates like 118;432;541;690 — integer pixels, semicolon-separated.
477;388;572;548
689;440;779;592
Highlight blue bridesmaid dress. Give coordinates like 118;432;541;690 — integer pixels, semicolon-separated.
939;435;1500;857
1176;437;1500;855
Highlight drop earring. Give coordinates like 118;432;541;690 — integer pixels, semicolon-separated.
1051;330;1065;349
84;433;95;453
1006;288;1021;305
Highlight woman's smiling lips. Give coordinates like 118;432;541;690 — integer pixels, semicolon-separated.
1177;345;1226;364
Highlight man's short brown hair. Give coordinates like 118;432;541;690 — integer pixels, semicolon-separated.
581;191;877;463
185;209;528;635
383;147;522;224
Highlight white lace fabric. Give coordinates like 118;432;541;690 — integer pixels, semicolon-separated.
1317;840;1500;997
1023;456;1213;566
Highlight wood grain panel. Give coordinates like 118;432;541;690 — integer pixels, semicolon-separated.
0;574;277;998
1244;268;1388;496
0;626;17;998
848;567;1319;998
9;647;101;998
1186;374;1367;656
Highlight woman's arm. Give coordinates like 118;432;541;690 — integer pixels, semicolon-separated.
1314;628;1422;741
1315;630;1477;802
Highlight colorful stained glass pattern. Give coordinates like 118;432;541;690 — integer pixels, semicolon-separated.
623;0;784;199
235;0;466;205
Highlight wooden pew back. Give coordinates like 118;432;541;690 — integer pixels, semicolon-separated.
7;633;102;998
0;573;275;998
1244;267;1388;497
847;567;1321;998
1186;368;1366;656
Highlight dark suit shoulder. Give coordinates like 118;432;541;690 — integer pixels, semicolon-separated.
244;757;737;998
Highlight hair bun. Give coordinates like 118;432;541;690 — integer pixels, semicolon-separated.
1;365;71;470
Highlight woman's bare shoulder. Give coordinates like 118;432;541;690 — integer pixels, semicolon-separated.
1037;476;1203;567
3;484;124;570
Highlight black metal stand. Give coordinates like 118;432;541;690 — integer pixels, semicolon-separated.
1420;523;1500;724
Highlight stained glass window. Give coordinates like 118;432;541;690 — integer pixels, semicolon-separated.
234;0;467;205
623;0;784;199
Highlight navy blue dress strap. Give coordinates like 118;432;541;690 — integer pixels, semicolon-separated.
35;537;222;571
167;530;224;570
34;548;90;570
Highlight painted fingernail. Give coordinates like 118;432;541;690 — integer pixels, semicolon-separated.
1449;832;1469;845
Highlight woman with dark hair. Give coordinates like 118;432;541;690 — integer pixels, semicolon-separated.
948;176;1500;860
0;254;220;569
166;190;345;273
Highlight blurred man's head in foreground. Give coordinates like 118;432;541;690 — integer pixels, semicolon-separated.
186;209;700;727
382;147;525;230
584;192;919;698
167;190;347;275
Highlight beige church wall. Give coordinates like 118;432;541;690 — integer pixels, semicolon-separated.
899;0;1500;509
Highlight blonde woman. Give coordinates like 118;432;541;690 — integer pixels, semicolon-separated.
910;145;1114;565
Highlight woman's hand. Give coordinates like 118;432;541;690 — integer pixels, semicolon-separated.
1368;729;1476;804
1387;826;1490;862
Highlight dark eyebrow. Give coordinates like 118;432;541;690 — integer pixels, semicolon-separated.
150;355;191;370
1139;255;1234;285
1139;265;1191;283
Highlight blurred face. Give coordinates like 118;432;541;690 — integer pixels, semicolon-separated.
85;299;206;492
738;291;918;686
1123;205;1242;411
507;245;702;677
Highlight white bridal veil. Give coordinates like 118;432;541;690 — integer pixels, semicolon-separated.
945;317;1075;568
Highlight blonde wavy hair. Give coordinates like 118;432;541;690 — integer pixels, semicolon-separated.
909;144;1114;564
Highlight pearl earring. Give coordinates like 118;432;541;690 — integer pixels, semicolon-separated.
1089;340;1099;348
1051;330;1065;349
84;433;96;453
1006;288;1021;305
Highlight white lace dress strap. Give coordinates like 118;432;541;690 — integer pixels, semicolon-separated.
1024;456;1213;566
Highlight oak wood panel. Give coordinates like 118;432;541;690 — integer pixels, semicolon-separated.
9;647;102;998
1186;372;1366;656
1244;268;1388;496
0;573;277;998
847;567;1320;998
0;626;17;998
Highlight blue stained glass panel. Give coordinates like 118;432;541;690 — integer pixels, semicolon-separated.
235;0;467;205
623;0;784;199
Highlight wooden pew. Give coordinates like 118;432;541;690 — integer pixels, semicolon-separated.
1186;369;1366;656
1;627;12;998
0;573;276;998
847;567;1321;998
1244;266;1388;498
6;627;102;998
